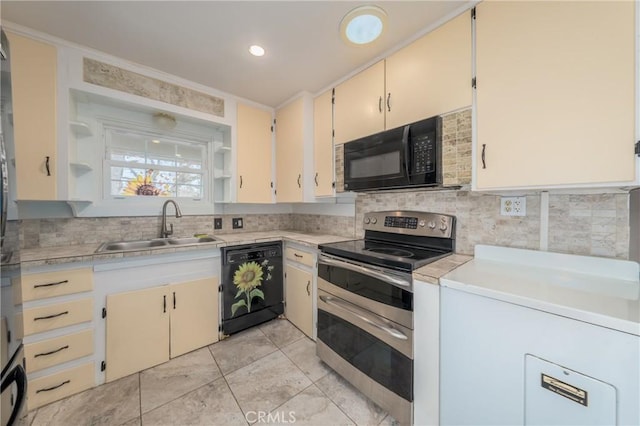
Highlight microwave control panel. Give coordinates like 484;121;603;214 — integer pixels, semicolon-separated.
412;132;435;174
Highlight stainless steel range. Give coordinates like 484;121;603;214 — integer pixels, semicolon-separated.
317;210;455;425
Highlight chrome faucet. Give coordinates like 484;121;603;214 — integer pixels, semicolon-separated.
161;199;182;238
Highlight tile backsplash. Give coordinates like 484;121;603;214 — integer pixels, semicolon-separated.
356;190;629;259
16;190;631;260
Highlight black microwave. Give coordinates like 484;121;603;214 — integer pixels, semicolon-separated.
343;116;442;191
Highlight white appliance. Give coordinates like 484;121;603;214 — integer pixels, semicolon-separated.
439;245;640;426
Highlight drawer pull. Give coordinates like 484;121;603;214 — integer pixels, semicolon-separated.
36;380;70;393
294;253;303;258
34;311;69;321
33;279;69;289
34;345;69;358
306;280;311;296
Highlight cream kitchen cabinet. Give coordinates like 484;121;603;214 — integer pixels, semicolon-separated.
334;61;385;145
385;11;471;130
105;277;218;382
16;266;96;410
313;89;335;197
284;244;317;339
236;103;274;203
6;31;58;200
334;11;472;145
169;278;219;358
475;1;636;189
105;285;169;382
275;95;314;202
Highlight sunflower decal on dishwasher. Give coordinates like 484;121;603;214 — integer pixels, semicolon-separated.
231;260;274;316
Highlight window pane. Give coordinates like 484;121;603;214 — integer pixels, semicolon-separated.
105;127;208;200
177;185;202;198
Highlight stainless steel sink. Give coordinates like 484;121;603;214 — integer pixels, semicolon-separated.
168;236;217;245
95;236;217;252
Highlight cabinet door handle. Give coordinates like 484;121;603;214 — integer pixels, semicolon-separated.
314;173;318;187
45;156;51;176
386;93;391;112
297;174;301;188
481;144;487;169
294;253;303;258
163;295;166;313
240;175;243;189
34;279;69;289
173;291;176;310
378;96;383;113
306;280;311;296
34;345;69;358
34;311;68;321
36;380;70;393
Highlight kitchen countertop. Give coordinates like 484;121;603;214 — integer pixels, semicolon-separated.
441;245;640;336
413;254;473;284
20;231;353;268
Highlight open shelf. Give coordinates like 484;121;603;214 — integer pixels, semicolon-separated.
69;121;93;138
69;162;93;174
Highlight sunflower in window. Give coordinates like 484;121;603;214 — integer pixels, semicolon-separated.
122;169;169;196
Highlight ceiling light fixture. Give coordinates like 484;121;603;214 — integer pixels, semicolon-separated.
340;5;387;46
249;45;265;57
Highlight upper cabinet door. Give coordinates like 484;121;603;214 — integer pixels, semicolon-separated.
313;89;334;197
386;11;472;130
236;103;273;203
334;61;385;145
475;1;636;189
276;97;305;202
8;32;58;200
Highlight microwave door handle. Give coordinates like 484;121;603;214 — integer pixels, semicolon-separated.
319;295;408;340
318;257;411;288
402;125;411;179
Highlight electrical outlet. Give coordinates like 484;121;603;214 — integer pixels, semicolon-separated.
500;196;526;216
214;218;222;230
232;217;243;229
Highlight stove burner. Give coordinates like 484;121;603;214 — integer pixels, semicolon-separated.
367;247;415;258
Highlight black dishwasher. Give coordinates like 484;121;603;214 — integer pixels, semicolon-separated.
221;242;284;335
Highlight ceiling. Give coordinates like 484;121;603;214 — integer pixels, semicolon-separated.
1;1;471;107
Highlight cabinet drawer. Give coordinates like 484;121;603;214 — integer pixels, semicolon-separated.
21;268;93;302
285;247;315;267
28;362;94;410
22;298;93;336
24;329;94;373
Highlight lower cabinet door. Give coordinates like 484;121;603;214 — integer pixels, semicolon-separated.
169;277;219;358
27;362;94;410
105;286;170;382
285;265;313;337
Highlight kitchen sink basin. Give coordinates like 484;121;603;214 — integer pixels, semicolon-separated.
96;236;217;253
167;236;217;245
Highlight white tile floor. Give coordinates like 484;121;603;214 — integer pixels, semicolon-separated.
21;319;396;426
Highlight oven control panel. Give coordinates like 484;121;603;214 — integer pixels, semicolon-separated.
363;210;455;238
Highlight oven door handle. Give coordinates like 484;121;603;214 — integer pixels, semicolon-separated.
318;257;410;288
319;295;408;340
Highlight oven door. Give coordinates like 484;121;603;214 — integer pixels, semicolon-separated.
317;287;413;424
343;126;410;191
317;255;412;328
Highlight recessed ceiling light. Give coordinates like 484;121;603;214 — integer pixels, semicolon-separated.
249;45;265;57
340;5;387;46
151;139;160;144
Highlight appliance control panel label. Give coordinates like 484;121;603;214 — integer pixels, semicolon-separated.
541;373;588;406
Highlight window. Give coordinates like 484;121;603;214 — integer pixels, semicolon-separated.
105;127;209;200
